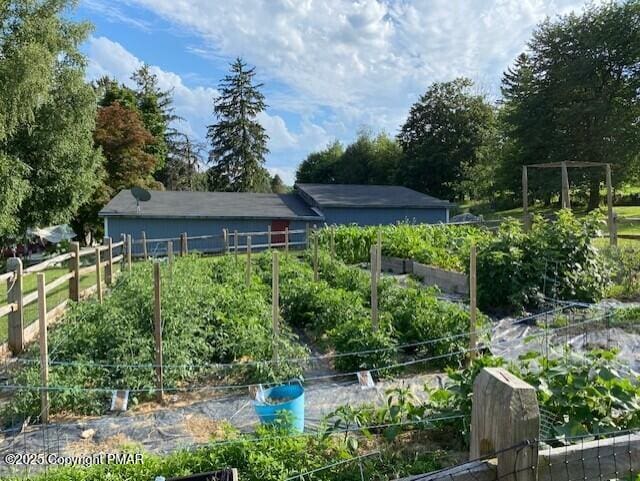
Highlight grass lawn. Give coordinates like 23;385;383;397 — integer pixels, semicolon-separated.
0;264;110;343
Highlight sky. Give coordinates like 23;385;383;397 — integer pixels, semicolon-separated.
76;0;596;185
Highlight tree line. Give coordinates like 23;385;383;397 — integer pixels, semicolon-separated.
297;1;640;209
0;1;281;245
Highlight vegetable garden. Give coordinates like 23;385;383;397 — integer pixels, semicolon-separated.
0;213;638;481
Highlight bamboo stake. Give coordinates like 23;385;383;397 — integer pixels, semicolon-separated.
370;246;379;331
37;273;49;424
272;251;280;364
468;244;478;364
153;262;163;404
95;247;103;304
246;235;252;286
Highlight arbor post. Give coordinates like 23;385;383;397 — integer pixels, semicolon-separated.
7;258;24;354
470;368;539;481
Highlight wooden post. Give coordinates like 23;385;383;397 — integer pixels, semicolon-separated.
272;251;280;363
560;161;570;209
104;237;113;286
7;258;24;354
37;273;49;424
468;244;477;363
69;241;80;301
267;225;272;249
522;166;531;231
313;228;319;282
470;368;539;481
330;226;335;258
167;241;174;275
305;223;310;249
376;229;382;281
120;234;126;271
246;235;252;286
233;230;238;263
370;246;379;331
142;231;148;260
223;228;229;254
126;235;132;272
153;262;163;404
285;227;289;255
183;232;188;255
95;247;103;304
606;164;616;247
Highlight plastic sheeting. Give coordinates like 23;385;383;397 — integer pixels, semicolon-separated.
26;224;76;244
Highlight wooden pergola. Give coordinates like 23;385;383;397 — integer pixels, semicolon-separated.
522;161;616;245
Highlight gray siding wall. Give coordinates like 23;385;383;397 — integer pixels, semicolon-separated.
320;207;448;226
105;217;309;255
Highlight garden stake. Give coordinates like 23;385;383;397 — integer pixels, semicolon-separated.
468;243;477;364
246;235;252;286
272;251;280;364
153;262;163;403
370;245;378;331
95;247;103;304
234;230;238;264
37;273;49;424
142;231;148;260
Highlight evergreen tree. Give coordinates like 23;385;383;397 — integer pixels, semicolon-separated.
206;57;270;192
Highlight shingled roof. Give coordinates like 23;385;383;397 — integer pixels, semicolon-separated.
99;190;323;221
296;184;453;209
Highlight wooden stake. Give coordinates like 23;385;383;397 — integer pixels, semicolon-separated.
7;258;24;354
313;229;319;282
272;251;280;363
153;262;163;404
606;164;616;247
126;235;132;272
142;231;148;260
37;273;49;424
95;247;103;304
183;232;188;255
561;161;571;209
267;225;272;249
468;244;477;363
233;230;238;263
120;234;126;270
104;237;113;286
167;241;173;275
306;223;310;249
69;241;80;301
522;166;530;231
285;227;289;255
376;229;382;281
223;228;229;254
370;246;379;331
246;235;252;286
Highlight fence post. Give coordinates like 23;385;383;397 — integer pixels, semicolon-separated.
37;273;49;424
142;231;148;260
120;234;126;271
285;227;289;255
468;244;477;364
376;229;382;281
153;262;163;404
560;161;570;209
246;235;252;286
306;223;310;249
267;225;272;250
7;258;24;354
95;247;103;304
233;230;238;264
313;228;319;282
69;241;80;301
370;246;379;331
606;164;617;247
126;235;132;272
167;241;173;276
179;233;185;257
470;368;539;481
183;232;188;255
223;228;229;254
104;237;113;286
272;251;280;364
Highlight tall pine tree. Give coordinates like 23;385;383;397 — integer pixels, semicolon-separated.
207;58;270;192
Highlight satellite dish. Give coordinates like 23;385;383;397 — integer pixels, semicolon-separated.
131;187;151;214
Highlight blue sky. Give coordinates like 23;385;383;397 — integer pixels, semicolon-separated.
76;0;595;185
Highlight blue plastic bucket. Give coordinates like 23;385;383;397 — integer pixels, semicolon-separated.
254;383;305;432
